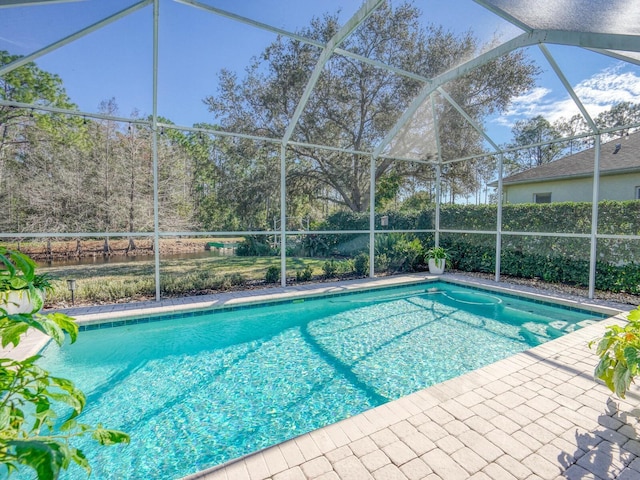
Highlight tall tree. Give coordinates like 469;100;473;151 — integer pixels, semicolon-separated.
555;114;590;155
193;134;280;231
116;112;154;249
0;51;76;231
596;101;640;141
156;124;199;232
504;115;564;173
9;114;87;233
205;3;537;213
0;51;74;151
86;99;121;251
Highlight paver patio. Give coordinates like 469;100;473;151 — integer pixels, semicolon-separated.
183;307;640;480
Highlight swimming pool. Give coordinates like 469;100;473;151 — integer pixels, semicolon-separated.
36;281;607;479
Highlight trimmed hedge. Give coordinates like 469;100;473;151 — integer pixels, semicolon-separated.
311;201;640;295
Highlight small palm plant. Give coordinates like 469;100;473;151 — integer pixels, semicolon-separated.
590;306;640;399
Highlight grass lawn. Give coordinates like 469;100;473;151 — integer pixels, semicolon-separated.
40;255;337;307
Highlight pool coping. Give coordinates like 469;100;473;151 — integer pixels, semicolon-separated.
2;272;626;362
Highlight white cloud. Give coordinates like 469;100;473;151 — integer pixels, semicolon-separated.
493;63;640;129
493;87;551;125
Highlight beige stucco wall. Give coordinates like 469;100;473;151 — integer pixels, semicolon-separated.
503;172;640;203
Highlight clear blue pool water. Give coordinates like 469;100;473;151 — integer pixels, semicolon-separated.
36;281;606;480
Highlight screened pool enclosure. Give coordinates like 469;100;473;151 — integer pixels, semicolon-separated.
1;0;639;303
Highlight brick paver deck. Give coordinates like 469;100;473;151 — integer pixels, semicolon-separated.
184;312;640;480
4;274;638;480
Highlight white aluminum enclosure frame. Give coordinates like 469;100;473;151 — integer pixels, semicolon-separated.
1;0;640;300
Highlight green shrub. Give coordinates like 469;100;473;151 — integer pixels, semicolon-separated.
219;273;246;290
336;259;354;275
354;253;369;276
237;201;640;293
374;233;398;257
322;260;338;278
265;265;280;283
236;235;275;256
393;237;424;272
374;234;425;273
300;234;332;257
440;203;497;231
374;253;391;272
296;265;313;282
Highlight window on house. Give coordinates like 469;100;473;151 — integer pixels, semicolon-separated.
636;186;640;200
533;193;551;204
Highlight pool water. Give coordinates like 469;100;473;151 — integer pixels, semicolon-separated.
36;281;605;479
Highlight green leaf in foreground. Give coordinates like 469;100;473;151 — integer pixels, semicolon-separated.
1;247;130;479
591;305;640;399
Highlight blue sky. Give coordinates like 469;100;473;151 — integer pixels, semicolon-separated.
1;0;639;145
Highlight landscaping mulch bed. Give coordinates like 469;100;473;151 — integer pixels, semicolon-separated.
452;269;640;307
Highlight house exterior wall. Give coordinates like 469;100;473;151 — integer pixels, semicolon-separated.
503;172;640;203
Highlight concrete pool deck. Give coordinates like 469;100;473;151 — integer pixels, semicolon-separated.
4;273;640;480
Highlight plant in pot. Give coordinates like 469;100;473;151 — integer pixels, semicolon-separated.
0;247;52;314
426;246;449;275
0;246;129;479
589;306;640;399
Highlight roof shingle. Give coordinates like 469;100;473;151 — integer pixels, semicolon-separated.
500;132;640;185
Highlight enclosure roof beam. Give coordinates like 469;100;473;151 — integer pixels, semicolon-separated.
587;48;640;67
287;140;371;157
538;44;597;133
473;0;533;33
334;48;429;82
0;0;83;7
436;87;502;153
5;104;635;164
281;0;384;144
478;121;640;164
0;0;152;77
174;0;326;49
373;31;542;158
474;0;640;53
377;155;434;165
0;99;149;125
540;30;640;52
175;0;430;84
3;230;640;241
161;123;281;145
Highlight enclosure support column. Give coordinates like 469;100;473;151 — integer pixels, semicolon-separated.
435;164;441;247
431;94;442;249
495;154;504;283
280;144;287;287
369;155;376;278
588;135;601;299
152;0;161;301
